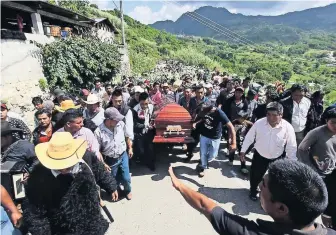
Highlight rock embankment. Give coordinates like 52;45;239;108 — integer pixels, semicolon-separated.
144;60;205;82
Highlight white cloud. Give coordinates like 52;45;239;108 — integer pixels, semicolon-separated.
270;1;336;16
128;0;336;24
128;3;202;24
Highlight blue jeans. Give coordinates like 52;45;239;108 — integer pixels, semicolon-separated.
1;206;22;235
106;152;131;194
200;135;220;169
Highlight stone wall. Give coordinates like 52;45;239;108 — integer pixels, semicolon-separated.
1;33;54;130
1;34;130;129
119;45;131;77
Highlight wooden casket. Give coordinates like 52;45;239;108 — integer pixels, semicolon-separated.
153;103;195;143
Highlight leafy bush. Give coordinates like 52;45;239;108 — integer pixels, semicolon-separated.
40;37;120;91
38;78;48;91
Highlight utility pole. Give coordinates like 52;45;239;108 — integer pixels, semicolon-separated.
120;0;126;45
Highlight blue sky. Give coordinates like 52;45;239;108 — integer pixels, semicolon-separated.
92;1;336;24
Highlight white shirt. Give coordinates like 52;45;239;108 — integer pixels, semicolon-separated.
241;118;297;159
51;161;82;177
123;92;130;105
124;109;134;140
133;103;154;134
94;121;127;158
83;108;105;126
291;97;311;132
91;87;106;100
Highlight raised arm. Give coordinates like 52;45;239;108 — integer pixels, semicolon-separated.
168;167;217;220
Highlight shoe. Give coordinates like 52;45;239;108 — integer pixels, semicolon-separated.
182;144;187;150
198;170;205;177
184;157;192;163
119;184;125;191
208;156;217;163
228;160;233;166
126;192;132;200
148;164;156;172
249;192;258;201
241;168;249;174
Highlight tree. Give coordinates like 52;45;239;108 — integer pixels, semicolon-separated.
255;70;274;83
40;37;121;91
56;0;90;15
246;65;260;74
90;3;99;9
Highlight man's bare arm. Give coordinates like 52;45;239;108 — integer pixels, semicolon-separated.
168;167;217;221
1;185;22;226
226;122;237;149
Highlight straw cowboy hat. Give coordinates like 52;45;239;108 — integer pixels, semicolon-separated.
55;100;80;112
35;132;87;170
173;80;182;89
84;94;100;105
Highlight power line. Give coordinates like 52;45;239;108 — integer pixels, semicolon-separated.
163;0;253;47
184;12;249;45
167;0;255;45
164;0;276;54
112;0;119;10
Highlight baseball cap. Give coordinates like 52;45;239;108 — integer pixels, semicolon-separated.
53;88;65;97
104;107;124;121
1;103;8;110
235;86;244;92
162;82;169;87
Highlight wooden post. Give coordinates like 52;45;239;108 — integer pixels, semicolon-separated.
120;0;126;45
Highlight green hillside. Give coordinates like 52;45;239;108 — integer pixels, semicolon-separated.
151;4;336;43
49;1;336;105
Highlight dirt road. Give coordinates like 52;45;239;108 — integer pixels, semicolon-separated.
105;144;271;235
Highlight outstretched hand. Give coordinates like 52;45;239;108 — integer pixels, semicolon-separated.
168;166;182;191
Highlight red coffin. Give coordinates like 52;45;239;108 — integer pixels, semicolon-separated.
153;103;195;143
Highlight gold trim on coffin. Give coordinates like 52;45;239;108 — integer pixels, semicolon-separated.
166;125;182;132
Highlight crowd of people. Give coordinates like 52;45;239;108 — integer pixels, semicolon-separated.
1;71;336;235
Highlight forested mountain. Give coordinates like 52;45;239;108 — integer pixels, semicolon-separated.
151;4;336;43
46;1;336;105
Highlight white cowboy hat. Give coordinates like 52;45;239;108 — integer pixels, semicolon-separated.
35;132;87;170
134;86;144;93
84;94;100;104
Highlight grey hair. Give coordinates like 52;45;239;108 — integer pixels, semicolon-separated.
266;102;283;114
42;100;55;112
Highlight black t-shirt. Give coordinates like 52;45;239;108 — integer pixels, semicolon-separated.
199;109;230;139
211;206;336;235
253;104;267;121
